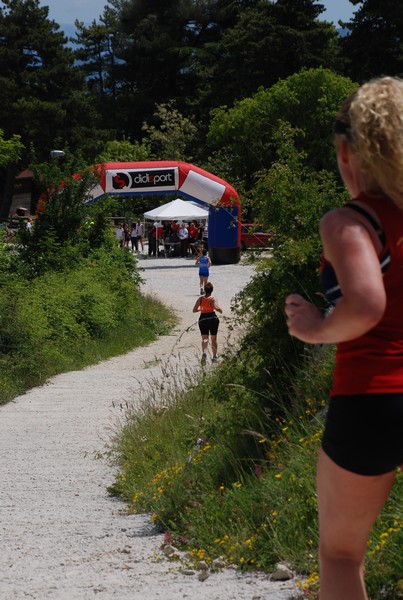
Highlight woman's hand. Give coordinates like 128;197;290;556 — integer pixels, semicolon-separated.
284;294;325;343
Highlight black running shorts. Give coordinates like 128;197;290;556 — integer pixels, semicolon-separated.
322;393;403;475
198;312;219;336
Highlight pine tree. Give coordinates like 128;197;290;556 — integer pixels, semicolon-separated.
197;0;343;109
340;0;403;81
0;0;104;161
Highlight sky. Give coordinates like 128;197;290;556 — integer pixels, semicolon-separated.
41;0;357;27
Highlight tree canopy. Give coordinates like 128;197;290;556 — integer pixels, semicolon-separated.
340;0;403;81
0;0;390;207
0;0;105;161
0;129;24;167
206;68;357;187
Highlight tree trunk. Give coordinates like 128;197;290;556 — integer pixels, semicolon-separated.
0;163;17;220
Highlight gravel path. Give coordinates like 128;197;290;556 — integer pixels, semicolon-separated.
0;255;300;600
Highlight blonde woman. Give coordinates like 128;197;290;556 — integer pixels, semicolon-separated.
285;77;403;599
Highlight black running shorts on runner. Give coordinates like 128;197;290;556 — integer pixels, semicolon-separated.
198;312;219;336
322;393;403;475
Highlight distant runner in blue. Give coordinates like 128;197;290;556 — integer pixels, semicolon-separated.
195;248;211;295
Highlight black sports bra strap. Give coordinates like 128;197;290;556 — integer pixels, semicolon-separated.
346;202;386;246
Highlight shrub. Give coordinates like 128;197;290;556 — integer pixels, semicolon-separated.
0;251;174;404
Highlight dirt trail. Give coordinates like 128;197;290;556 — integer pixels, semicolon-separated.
0;255;299;599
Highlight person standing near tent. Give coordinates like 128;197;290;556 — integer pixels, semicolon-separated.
188;221;199;255
148;223;156;256
193;281;222;364
130;222;138;252
178;223;189;257
135;218;144;251
195;248;211;295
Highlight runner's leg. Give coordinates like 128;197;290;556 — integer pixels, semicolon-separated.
317;449;396;600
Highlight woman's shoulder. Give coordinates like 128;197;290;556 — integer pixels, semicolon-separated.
320;206;362;235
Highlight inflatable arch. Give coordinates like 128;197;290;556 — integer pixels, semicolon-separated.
88;161;241;265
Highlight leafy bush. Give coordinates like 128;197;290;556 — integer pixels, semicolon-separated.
0;250;174;404
228;150;344;406
15;169;117;277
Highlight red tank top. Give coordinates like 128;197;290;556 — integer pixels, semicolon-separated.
200;295;215;313
331;193;403;396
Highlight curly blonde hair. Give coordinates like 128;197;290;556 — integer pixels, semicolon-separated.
337;76;403;209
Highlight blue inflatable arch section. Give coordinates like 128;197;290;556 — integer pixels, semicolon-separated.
88;160;241;265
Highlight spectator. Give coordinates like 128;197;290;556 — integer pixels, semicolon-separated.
135;219;144;251
123;224;130;248
114;223;124;247
188;221;199;255
148;223;156;256
130;222;138;252
178;223;189;257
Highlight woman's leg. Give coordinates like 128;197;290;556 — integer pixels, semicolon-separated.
317;449;396;600
210;334;218;356
201;334;209;353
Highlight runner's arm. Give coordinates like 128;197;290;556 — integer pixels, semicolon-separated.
212;297;223;314
193;298;202;312
285;209;386;344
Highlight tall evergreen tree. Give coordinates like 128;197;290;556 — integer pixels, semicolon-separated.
0;0;104;161
113;0;199;134
196;0;343;110
340;0;403;81
73;7;122;104
72;6;127;138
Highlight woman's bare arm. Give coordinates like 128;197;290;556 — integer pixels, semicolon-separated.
193;297;202;313
212;296;223;314
285;209;386;344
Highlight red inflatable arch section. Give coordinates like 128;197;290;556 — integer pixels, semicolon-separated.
38;161;241;264
88;161;241;264
88;161;239;208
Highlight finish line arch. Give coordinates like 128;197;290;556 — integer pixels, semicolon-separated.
88;161;241;265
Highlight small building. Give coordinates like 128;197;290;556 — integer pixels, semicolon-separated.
9;169;35;216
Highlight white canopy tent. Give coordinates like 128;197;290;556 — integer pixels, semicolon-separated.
143;198;208;221
144;198;208;257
